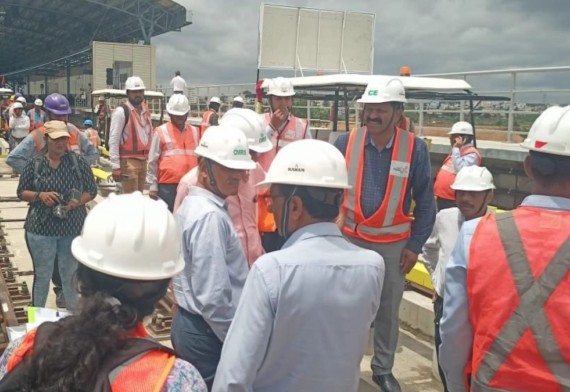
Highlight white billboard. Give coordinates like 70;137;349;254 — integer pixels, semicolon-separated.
258;4;375;74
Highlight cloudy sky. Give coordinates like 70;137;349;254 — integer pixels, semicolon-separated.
153;0;570;102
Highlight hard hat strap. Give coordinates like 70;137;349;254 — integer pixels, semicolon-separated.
205;159;223;197
280;186;298;240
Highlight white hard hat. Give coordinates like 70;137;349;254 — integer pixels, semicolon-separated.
448;121;474;136
209;96;222;105
521;105;570;156
34;99;43;106
267;77;295;97
233;96;244;103
358;78;407;104
167;94;190;116
71;192;185;280
12;102;23;109
257;139;350;189
220;108;273;153
125;76;146;91
195;125;256;170
451;166;495;192
16;96;27;104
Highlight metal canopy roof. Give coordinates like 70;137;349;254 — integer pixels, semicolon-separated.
0;0;191;77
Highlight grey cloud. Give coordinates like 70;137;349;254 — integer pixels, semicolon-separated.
152;0;570;102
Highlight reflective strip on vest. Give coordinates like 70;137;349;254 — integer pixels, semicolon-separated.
344;127;412;237
158;123;198;157
471;212;570;391
119;103;152;158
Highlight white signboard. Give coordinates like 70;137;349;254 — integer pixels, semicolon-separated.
258;4;375;74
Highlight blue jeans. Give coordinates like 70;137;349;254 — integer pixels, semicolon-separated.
171;307;223;390
25;232;78;310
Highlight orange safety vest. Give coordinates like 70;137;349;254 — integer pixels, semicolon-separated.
257;189;276;233
28;108;46;131
155;122;199;184
342;126;415;243
433;146;482;201
200;109;217;138
118;102;152;159
32;123;81;154
257;113;308;172
85;127;99;147
7;323;175;392
466;208;570;392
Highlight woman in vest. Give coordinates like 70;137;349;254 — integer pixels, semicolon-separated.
0;193;207;392
433;121;482;211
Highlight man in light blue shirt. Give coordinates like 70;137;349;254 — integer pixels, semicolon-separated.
440;106;570;391
171;125;256;390
213;139;385;392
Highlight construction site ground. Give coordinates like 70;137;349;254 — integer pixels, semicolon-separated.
0;157;443;391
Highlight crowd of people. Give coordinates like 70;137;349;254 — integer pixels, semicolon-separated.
0;74;568;392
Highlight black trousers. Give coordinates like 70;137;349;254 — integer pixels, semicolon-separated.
171;307;223;391
434;296;449;392
260;231;286;253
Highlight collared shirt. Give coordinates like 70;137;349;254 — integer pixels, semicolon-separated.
212;222;385;392
17;152;98;237
173;165;265;266
9;114;30;139
108;102;152;169
172;186;249;342
450;142;480;172
439;195;570;392
334;129;436;254
6;123;99;174
170;75;187;92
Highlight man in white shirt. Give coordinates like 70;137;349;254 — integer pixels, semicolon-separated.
170;70;187;94
421;166;495;391
213;139;385;392
8;102;30;147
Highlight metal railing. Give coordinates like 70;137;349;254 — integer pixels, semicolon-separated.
143;66;570;142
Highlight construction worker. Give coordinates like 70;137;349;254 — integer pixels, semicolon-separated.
0;193;207;391
213;139;385;392
173;108;273;266
258;77;311;252
171;125;255;389
109;76;152;194
8;102;30;151
170;71;188;95
421;166;495;392
201;96;221;137
334;78;436;392
434;121;482;211
28;99;47;131
82;119;100;147
440;106;570;391
231;96;244;108
9;96;27;119
94;96;107;141
147;94;199;211
171;70;187;94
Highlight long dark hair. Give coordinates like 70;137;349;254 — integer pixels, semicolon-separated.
17;264;169;391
